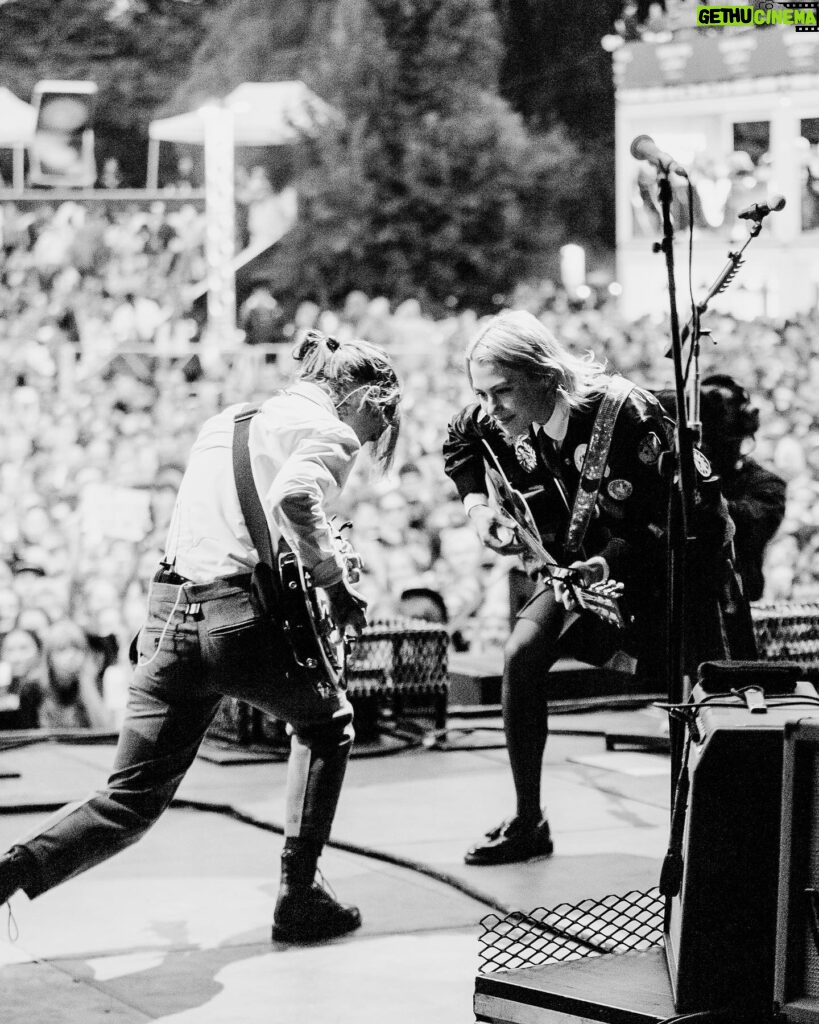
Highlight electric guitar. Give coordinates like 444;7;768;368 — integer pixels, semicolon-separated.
276;519;361;690
482;448;628;630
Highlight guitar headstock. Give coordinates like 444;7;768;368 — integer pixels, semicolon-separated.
574;580;628;630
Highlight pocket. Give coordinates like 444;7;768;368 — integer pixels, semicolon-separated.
202;590;259;636
207;618;258;638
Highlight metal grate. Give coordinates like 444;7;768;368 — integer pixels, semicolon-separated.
346;617;449;697
752;602;819;674
478;887;665;974
208;617;448;747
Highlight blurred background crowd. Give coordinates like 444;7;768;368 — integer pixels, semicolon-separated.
0;196;817;732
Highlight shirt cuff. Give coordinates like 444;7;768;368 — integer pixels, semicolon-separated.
463;493;490;517
585;555;610;583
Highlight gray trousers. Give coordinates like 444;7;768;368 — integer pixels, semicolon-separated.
20;575;354;897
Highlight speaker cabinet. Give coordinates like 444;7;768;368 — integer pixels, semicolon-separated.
665;684;819;1020
775;719;819;1024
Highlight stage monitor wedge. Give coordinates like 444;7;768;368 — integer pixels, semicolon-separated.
29;80;98;188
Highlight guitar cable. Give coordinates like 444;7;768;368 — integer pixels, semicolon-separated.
135;580;190;669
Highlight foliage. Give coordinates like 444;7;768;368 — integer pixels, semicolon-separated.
162;0;335;115
274;0;583;314
492;0;623;140
490;0;626;248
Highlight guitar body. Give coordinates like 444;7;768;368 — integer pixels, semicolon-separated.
277;551;347;689
481;445;629;631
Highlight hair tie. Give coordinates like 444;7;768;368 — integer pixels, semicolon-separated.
326;336;340;352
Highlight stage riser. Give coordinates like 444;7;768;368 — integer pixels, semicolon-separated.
474;948;676;1024
475;995;602;1024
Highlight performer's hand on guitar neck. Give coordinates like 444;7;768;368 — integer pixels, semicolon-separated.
330;516;363;584
468;504;525;554
324;579;368;636
553;557;609;612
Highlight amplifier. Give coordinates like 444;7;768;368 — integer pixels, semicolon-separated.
664;669;819;1019
775;718;819;1024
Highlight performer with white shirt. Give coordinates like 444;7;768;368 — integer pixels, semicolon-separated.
443;310;745;866
0;330;401;943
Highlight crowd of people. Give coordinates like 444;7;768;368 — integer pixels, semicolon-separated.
0;197;817;732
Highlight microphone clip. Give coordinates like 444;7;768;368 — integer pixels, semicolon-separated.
737;195;786;222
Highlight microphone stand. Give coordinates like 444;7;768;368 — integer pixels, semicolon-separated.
654;173;697;794
656;195;768;790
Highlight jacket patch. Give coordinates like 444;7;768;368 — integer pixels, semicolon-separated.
573;443;587;471
607;478;634;501
638;432;662;465
514;437;538;472
693;449;712;478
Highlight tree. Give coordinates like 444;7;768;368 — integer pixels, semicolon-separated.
493;0;623;140
491;0;626;249
273;0;572;314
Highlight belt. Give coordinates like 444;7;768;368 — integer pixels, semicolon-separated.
153;568;190;585
152;567;254;602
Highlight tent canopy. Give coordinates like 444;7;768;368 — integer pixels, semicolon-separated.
0;87;36;147
148;81;336;147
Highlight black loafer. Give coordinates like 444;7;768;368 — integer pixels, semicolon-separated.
465;816;554;866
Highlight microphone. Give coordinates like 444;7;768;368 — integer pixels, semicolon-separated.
737;195;786;221
630;134;689;179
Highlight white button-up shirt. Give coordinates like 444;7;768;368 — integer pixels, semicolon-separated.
164;382;359;586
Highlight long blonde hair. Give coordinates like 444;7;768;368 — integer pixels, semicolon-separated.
466;310;608;410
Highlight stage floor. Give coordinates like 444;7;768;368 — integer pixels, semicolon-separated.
0;707;671;1023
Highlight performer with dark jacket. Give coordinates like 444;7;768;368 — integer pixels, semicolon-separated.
0;330;402;942
443;310;748;866
699;374;786;602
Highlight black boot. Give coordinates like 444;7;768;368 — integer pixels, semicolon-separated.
272;840;361;943
0;846;36;904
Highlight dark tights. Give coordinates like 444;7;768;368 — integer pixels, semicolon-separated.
502;610;563;823
502;589;618;823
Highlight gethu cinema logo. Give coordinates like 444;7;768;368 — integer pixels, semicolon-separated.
696;5;818;26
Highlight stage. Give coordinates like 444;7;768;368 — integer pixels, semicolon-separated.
0;707;671;1023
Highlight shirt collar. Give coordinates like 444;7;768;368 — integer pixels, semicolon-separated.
534;395;570;444
284;380;338;416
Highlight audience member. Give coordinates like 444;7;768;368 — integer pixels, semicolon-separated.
240;283;284;346
0;627;44;729
36;619;113;730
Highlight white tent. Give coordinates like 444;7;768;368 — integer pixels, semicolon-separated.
146;81;336;187
0;87;37;191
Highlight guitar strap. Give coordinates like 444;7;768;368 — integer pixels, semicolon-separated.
232;404;276;567
565;376;634;556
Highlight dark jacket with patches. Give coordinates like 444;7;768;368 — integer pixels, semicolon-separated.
443;382;747;666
